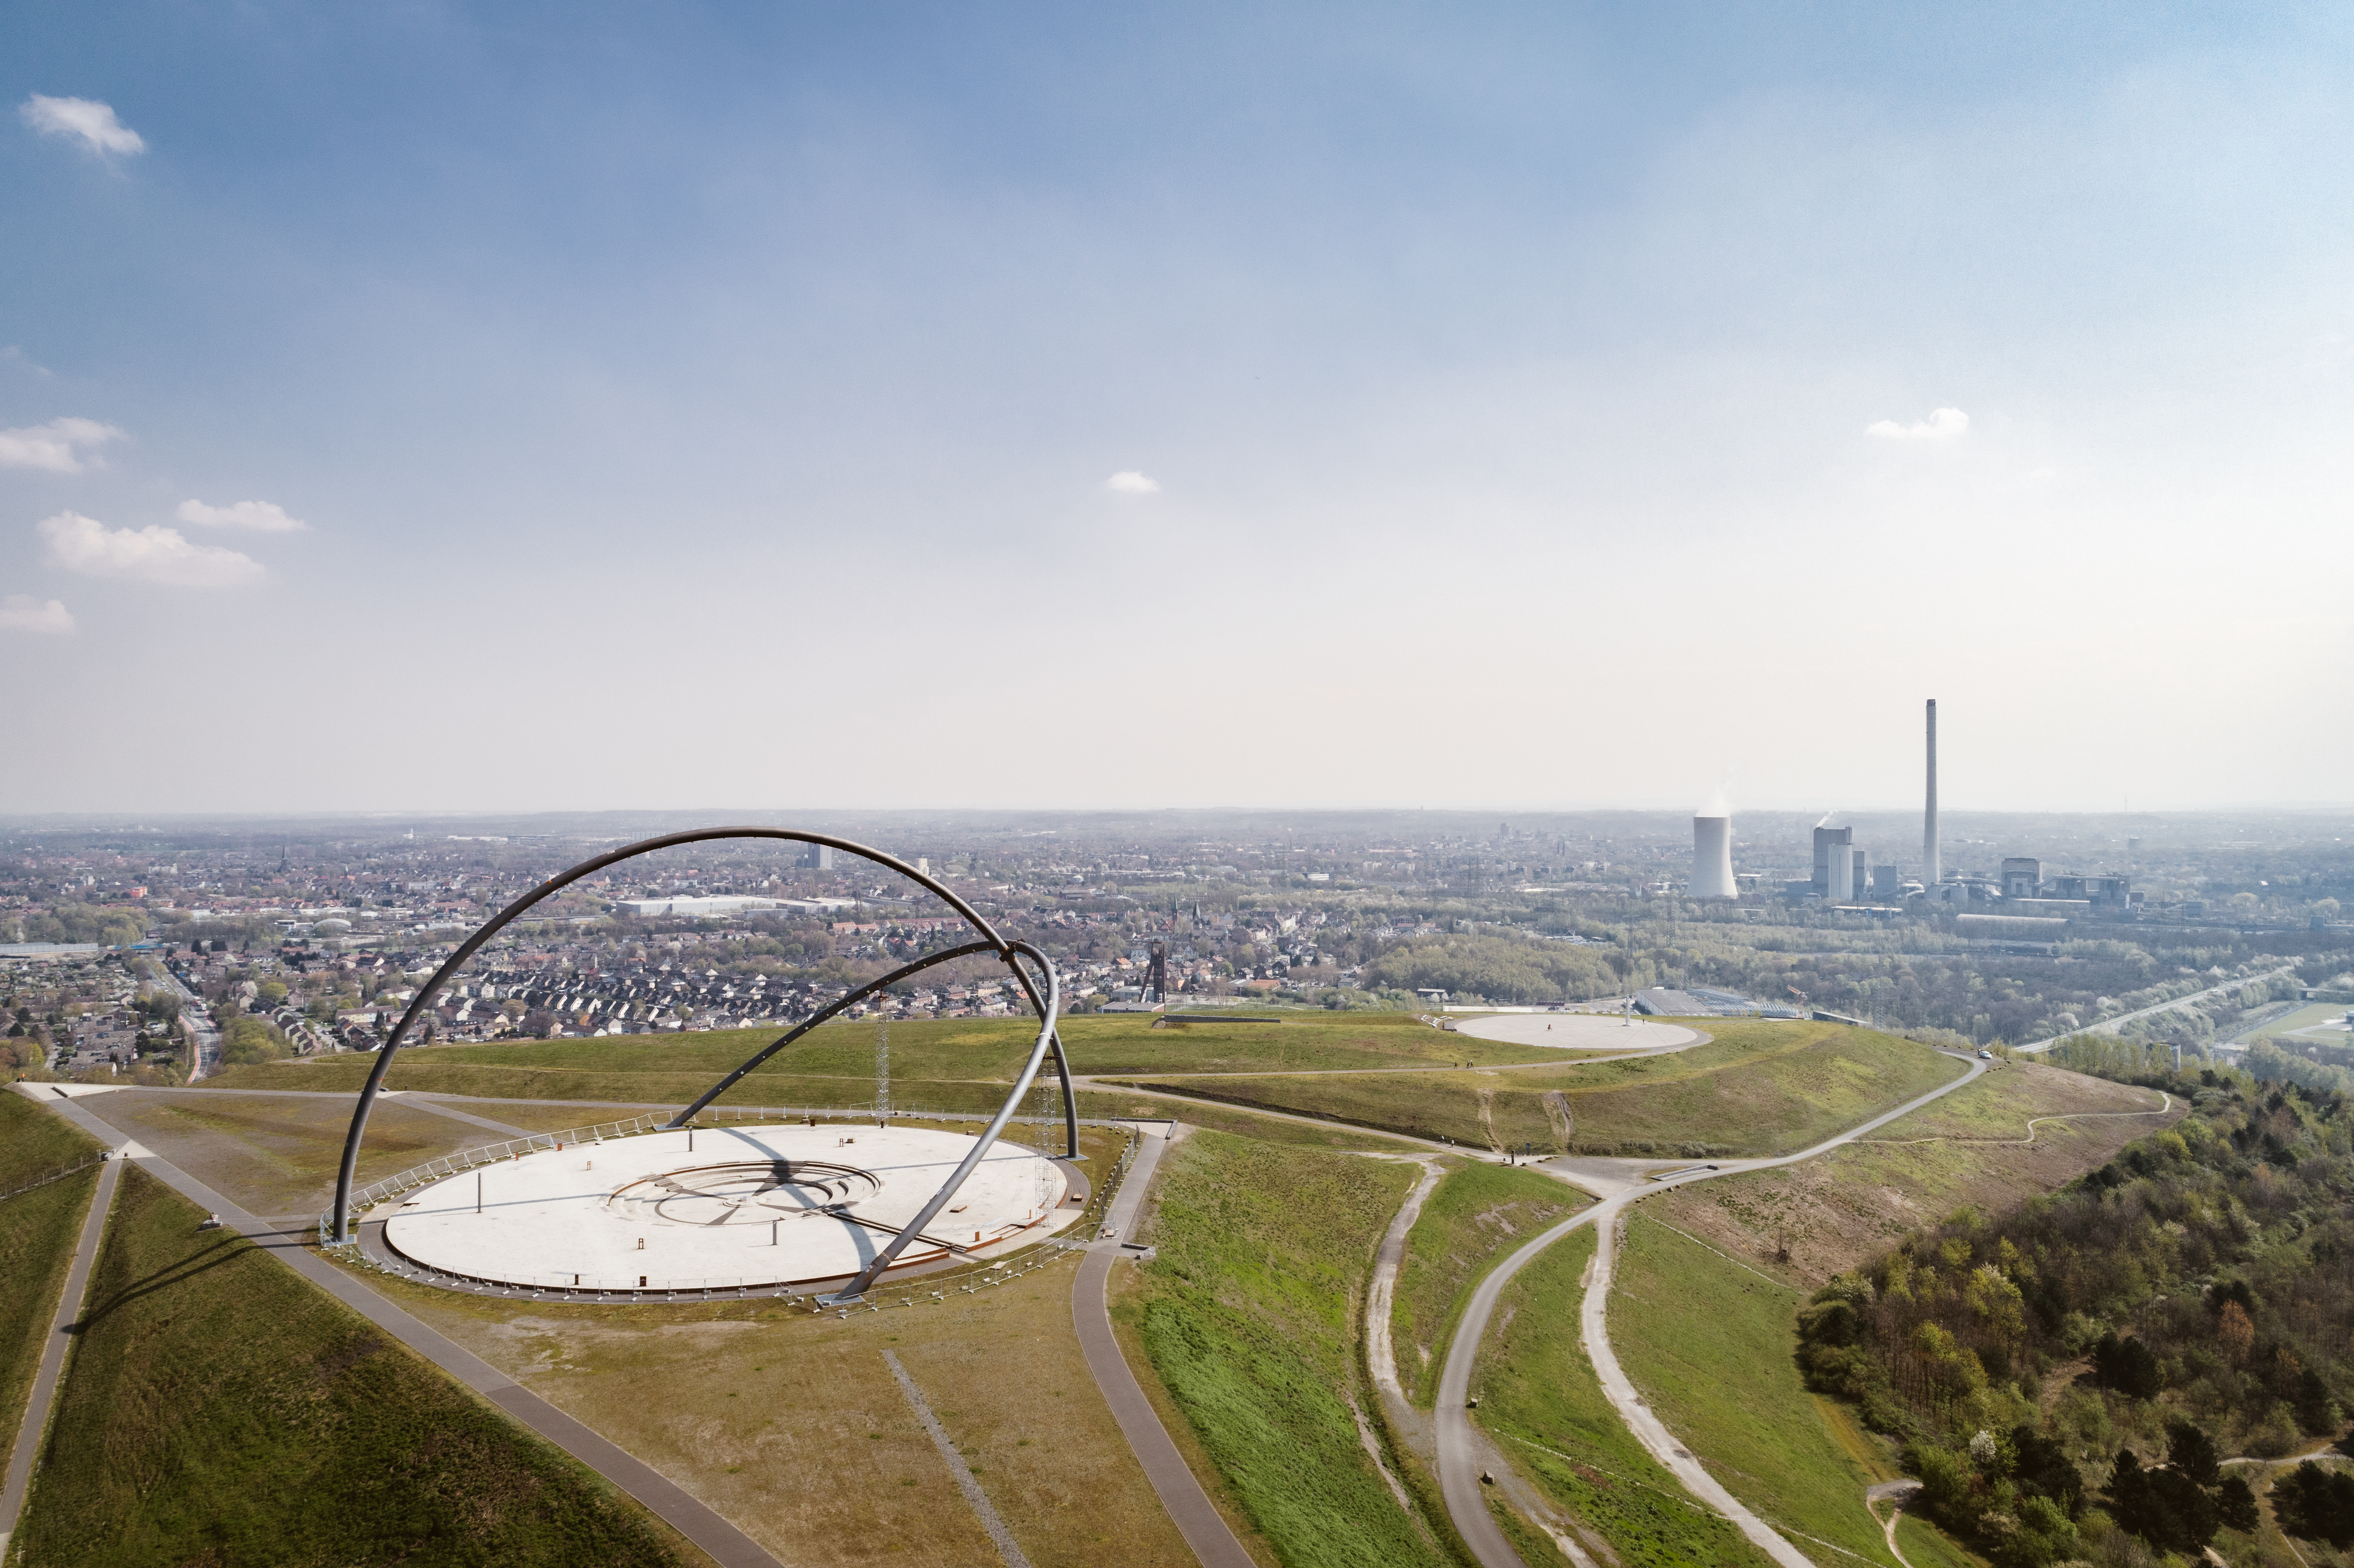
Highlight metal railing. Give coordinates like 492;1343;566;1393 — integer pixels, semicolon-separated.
327;1117;1145;1304
0;1153;108;1206
318;1104;1151;1249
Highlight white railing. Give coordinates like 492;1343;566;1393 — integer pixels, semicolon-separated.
327;1116;1142;1301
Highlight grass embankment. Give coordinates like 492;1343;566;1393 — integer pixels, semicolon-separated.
1610;1214;1979;1568
1472;1227;1779;1568
1118;1129;1457;1568
1116;1022;1967;1157
344;1122;1194;1568
0;1090;103;1480
12;1165;693;1568
199;1013;1564;1107
1391;1164;1584;1407
63;1089;523;1217
1650;1060;2177;1288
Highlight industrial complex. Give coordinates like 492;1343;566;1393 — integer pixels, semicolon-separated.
1692;697;2145;917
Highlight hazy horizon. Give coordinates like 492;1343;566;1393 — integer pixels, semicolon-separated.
7;4;2351;815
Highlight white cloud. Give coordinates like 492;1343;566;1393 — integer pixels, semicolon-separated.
0;417;125;473
0;594;74;634
38;511;267;588
177;498;308;532
1105;470;1161;494
19;95;145;157
1865;407;1970;441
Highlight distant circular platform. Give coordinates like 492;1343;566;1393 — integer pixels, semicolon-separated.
1445;1013;1702;1052
380;1123;1073;1292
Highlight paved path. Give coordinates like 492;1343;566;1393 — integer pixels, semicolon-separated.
22;1092;784;1568
2016;963;2299;1054
1432;1051;1987;1568
1069;1127;1257;1568
0;1154;121;1559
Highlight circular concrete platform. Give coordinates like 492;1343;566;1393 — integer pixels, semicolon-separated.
380;1123;1073;1292
1444;1013;1702;1051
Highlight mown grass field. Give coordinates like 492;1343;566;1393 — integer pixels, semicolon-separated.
1391;1163;1584;1407
13;1165;696;1568
1115;1022;1967;1156
1609;1213;1979;1568
1472;1226;1780;1568
347;1121;1195;1568
1118;1128;1454;1568
0;1090;105;1483
198;1012;1566;1107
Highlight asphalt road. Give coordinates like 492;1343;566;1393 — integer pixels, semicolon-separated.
1430;1050;1987;1568
1069;1127;1257;1568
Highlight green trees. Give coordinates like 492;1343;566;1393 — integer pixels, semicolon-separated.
1361;934;1616;1003
2273;1461;2354;1547
1800;1067;2354;1560
2089;1332;2162;1400
221;1016;288;1065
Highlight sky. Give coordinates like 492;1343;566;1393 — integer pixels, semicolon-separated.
4;2;2351;817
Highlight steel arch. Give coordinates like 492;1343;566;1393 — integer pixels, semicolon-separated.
329;827;1073;1299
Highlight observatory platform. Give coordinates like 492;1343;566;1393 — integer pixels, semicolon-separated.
380;1123;1074;1293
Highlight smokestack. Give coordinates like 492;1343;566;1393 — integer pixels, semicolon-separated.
1924;698;1940;887
1691;816;1736;898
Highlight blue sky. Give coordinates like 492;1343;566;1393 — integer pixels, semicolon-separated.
4;3;2350;815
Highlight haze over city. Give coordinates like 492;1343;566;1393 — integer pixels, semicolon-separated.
6;4;2351;816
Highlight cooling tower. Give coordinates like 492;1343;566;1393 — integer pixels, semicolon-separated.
1691;815;1737;899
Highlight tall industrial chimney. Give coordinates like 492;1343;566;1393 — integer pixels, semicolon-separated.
1924;698;1940;888
1691;816;1736;898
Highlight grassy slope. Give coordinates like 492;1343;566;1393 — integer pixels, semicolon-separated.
1392;1163;1584;1408
1122;1128;1451;1568
334;1124;1195;1568
1473;1227;1779;1568
0;1091;103;1482
1648;1061;2179;1291
198;1014;1566;1103
12;1166;694;1568
1609;1214;1980;1568
63;1089;520;1217
1119;1023;1966;1156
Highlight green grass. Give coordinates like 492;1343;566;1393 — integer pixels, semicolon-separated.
1080;1090;1432;1152
11;1165;694;1568
1392;1164;1585;1407
0;1169;98;1484
1117;1023;1967;1156
0;1090;106;1481
1473;1227;1780;1568
1122;1129;1451;1568
1609;1213;1979;1568
199;1013;1566;1102
0;1084;103;1182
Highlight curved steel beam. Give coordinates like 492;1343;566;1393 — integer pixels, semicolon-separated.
835;938;1062;1300
330;827;1038;1243
666;940;998;1126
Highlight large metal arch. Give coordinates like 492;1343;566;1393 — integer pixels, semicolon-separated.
329;827;1074;1298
